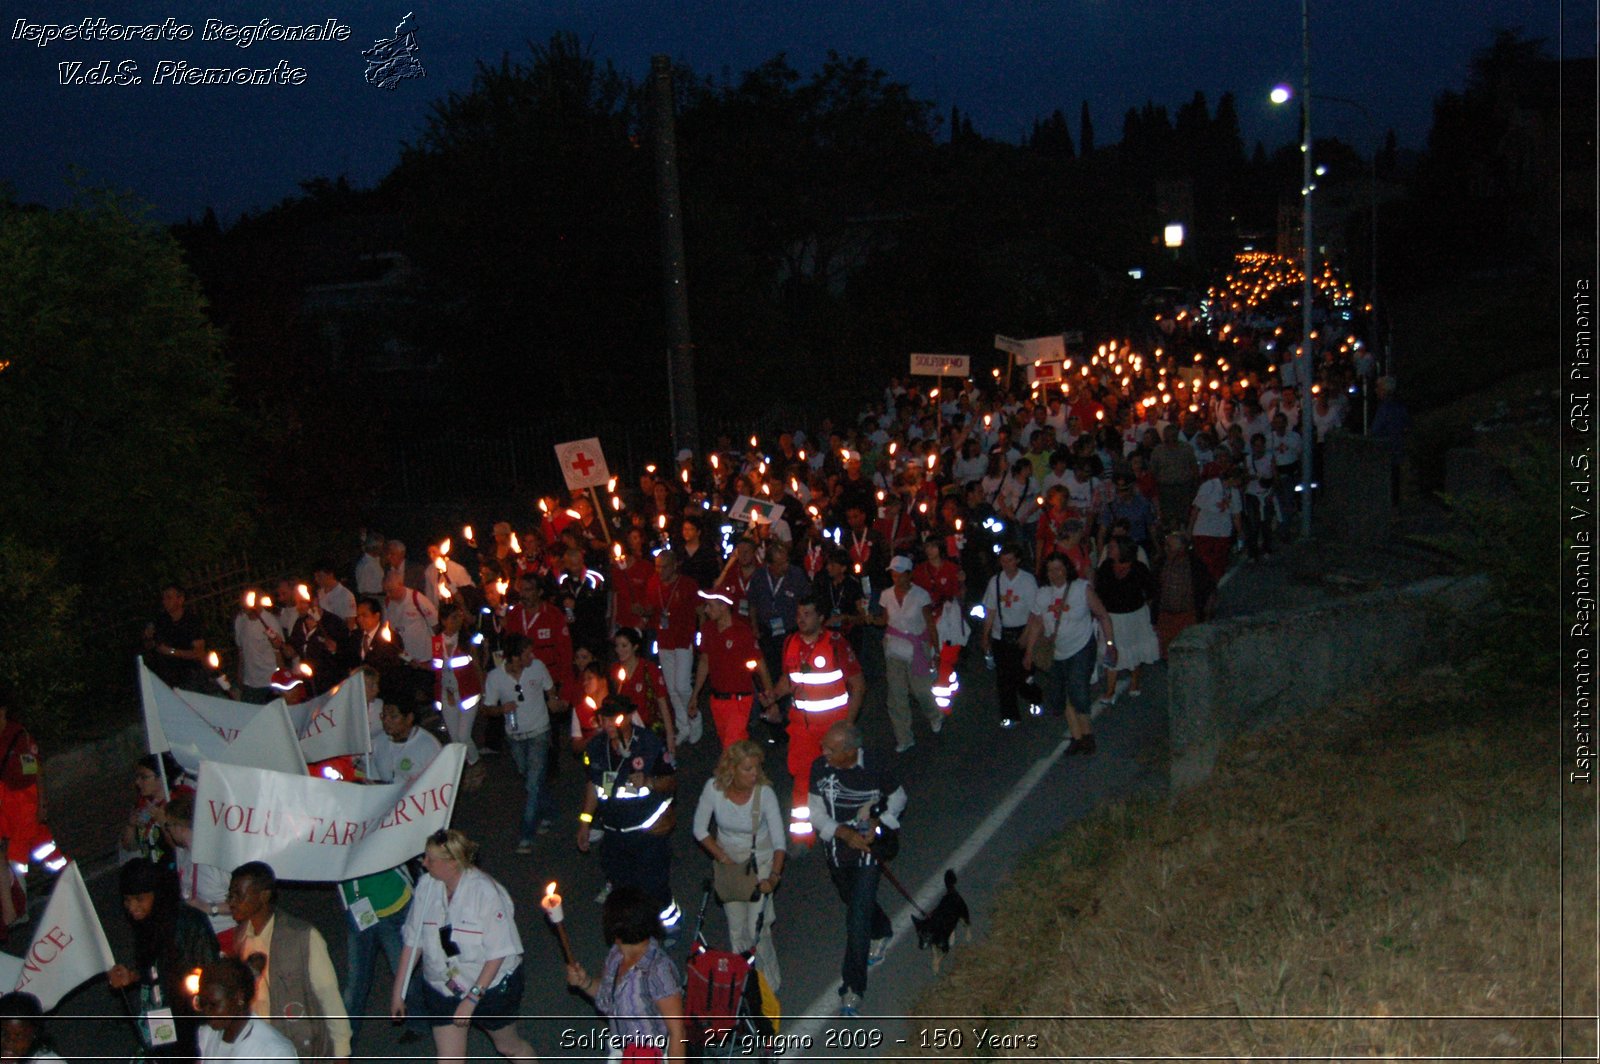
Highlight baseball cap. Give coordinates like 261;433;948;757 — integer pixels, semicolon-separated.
888;555;914;573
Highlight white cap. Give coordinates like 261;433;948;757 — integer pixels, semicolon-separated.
888;555;914;573
676;448;694;462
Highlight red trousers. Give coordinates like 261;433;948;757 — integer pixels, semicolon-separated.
708;694;754;747
787;708;849;815
1193;535;1232;584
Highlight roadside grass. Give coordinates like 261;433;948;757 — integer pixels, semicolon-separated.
900;666;1591;1059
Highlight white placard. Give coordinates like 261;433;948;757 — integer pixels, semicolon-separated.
4;863;116;1011
909;353;970;377
138;660;309;777
554;437;612;491
727;495;787;525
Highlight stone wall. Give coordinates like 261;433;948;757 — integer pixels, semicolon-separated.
1166;574;1488;791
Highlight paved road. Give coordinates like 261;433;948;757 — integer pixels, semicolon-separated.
38;536;1378;1061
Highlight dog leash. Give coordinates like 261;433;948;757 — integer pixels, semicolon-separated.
875;858;928;918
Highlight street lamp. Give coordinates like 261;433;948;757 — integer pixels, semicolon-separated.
1270;0;1315;541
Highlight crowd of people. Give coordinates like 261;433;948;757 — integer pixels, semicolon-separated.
6;257;1387;1059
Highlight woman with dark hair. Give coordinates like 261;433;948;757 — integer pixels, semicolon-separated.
118;753;182;868
566;886;687;1062
106;858;219;1063
610;627;675;757
1093;535;1161;706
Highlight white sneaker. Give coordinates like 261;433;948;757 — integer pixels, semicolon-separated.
868;936;890;966
839;990;861;1017
894;740;915;754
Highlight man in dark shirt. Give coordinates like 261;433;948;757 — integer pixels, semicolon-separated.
808;722;907;1017
143;584;208;691
557;547;609;656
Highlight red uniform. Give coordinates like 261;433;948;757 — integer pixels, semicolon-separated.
653;575;700;651
613;558;659;633
613;659;667;730
506;601;574;682
718;565;759;628
781;630;861;844
873;511;919;556
913;559;965;711
0;719;59;871
697;618;763;746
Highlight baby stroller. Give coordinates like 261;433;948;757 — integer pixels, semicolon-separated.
683;879;779;1060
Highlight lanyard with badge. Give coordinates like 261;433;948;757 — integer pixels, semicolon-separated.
764;572;787;636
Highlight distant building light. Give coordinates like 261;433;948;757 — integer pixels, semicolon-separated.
1127;267;1144;280
1163;224;1184;248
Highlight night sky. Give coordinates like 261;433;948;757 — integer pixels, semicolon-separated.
1;0;1587;223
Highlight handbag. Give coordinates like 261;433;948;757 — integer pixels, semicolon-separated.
712;793;763;904
1031;592;1063;672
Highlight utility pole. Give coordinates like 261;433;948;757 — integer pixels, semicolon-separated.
651;55;699;457
1297;0;1315;540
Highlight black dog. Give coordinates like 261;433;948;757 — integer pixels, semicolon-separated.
912;869;971;972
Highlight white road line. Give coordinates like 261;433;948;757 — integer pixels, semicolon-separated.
785;735;1073;1038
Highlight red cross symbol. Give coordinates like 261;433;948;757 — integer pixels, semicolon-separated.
1049;596;1070;621
1001;588;1020;609
570;451;597;477
1216;497;1230;513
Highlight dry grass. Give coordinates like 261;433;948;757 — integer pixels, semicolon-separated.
902;667;1595;1061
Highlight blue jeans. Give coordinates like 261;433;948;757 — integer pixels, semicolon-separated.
343;903;408;1038
508;733;554;842
1042;635;1097;719
828;862;891;997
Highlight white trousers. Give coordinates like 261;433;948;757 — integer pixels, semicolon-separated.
660;647;699;742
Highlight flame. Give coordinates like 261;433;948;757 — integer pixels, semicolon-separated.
463;524;474;543
259;595;274;609
954;518;963;531
918;502;928;514
607;476;618;492
296;583;311;601
710;454;720;470
1095;410;1104;421
798;449;807;461
611;495;622;511
565;509;581;520
380;624;392;642
245;590;257;609
681;469;690;484
613;713;627;728
612;543;623;561
297;662;314;677
207;651;220;670
927;454;937;469
439;581;453;600
183;969;202;998
876;490;885;502
440;537;452;556
645;463;657;475
888;441;898;456
509;532;522;554
853;563;862;574
657;514;667;529
494;579;508;596
584;696;597;710
435;556;447;573
538;499;550;514
544;881;558;899
744;659;759;671
929;387;940;398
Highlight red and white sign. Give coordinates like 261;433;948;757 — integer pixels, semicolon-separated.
191;744;466;882
909;353;970;377
1026;360;1063;386
554;438;611;491
0;863;116;1011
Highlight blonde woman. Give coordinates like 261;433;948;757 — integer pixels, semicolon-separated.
691;740;785;992
390;830;536;1064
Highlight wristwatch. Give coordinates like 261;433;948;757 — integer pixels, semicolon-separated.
467;985;485;1001
209;903;219;916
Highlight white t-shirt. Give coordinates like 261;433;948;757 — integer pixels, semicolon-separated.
483;661;553;740
403;868;523;995
384;590;438;662
983;569;1039;630
1244;451;1276;499
1270;430;1303;469
354;554;385;597
233;612;284;688
879;583;933;663
198;1017;300;1062
369;727;442;786
177;845;234;936
1191;478;1242;538
1031;580;1095;660
317;582;356;624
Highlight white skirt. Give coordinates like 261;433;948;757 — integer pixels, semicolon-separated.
1108;607;1161;669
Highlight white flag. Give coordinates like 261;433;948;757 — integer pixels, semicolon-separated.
0;863;116;1011
295;675;372;765
191;745;465;882
138;659;307;776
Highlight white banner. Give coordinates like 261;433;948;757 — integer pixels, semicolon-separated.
554;437;612;491
191;744;466;882
993;334;1025;356
0;863;116;1011
138;661;307;777
908;353;969;377
295;675;372;765
1018;335;1067;364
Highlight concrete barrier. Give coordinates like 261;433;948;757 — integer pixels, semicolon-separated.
1322;432;1396;544
1166;574;1488;791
